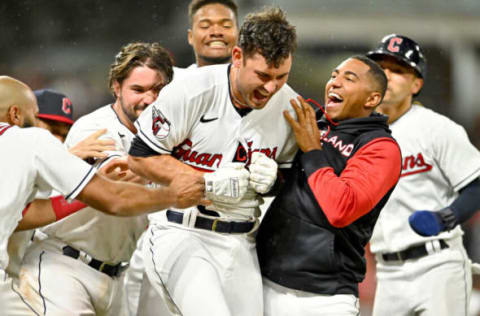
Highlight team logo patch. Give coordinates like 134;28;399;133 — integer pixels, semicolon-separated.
152;106;171;139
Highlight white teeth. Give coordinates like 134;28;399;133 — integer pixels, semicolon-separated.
328;92;343;101
208;41;226;48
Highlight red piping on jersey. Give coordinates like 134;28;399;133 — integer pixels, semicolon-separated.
307;137;401;228
0;125;12;136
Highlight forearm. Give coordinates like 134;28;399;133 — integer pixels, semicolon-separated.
128;154;201;185
449;178;480;224
16;197;87;231
76;174;176;216
16;199;54;231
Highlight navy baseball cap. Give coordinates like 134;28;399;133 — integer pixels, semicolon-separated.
34;89;74;125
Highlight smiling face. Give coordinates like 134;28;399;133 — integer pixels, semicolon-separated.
231;48;292;110
188;3;238;67
324;58;381;121
113;65;168;124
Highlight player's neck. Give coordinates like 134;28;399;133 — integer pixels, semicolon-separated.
379;97;413;124
112;101;137;134
229;68;249;110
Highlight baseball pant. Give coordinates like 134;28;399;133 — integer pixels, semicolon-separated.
19;238;128;316
263;278;360;316
124;232;146;316
373;237;472;316
0;269;39;316
141;221;263;316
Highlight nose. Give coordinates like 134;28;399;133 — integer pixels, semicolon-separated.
210;24;223;37
143;90;157;105
330;76;341;88
264;80;277;94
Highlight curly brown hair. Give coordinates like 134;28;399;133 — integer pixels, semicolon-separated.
108;42;174;98
238;7;296;68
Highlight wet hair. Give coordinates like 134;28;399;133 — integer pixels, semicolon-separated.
352;55;388;102
188;0;239;26
108;42;174;97
238;7;297;68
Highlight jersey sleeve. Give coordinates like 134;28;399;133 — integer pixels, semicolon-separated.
432;118;480;191
274;86;299;168
134;82;197;154
301;138;402;227
64;112;124;169
33;129;96;201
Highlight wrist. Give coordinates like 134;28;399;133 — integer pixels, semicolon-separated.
437;207;458;232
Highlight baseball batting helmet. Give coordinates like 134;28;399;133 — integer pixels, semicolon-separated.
367;34;427;79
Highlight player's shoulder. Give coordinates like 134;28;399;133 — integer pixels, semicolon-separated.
72;104;115;129
269;83;299;110
409;104;462;129
161;64;229;102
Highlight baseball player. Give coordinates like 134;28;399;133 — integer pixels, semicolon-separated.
124;1;240;314
17;42;178;316
5;89;115;296
0;76;207;315
367;34;480;316
256;55;401;316
128;7;298;316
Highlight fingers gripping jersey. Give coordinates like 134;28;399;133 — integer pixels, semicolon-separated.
0;124;95;270
41;105;147;263
370;105;480;253
135;64;299;221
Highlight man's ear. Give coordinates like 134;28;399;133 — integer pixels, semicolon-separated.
366;92;382;110
411;77;424;95
231;46;243;68
7;105;23;126
187;29;193;47
113;80;121;99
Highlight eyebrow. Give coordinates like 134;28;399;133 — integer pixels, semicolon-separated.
198;18;234;23
332;69;359;79
255;70;289;79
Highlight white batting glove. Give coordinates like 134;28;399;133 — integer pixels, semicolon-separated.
249;152;278;194
207;188;263;214
204;163;250;203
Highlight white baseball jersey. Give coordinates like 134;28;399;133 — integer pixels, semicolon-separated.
0;123;95;270
135;63;299;221
370;104;480;253
39;105;148;263
172;64;198;82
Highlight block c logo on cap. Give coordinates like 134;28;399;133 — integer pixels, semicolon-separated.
387;37;403;53
62;97;72;115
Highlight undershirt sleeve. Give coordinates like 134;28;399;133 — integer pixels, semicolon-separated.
129;136;161;157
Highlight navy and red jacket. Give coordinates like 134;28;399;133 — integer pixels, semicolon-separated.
256;112;401;297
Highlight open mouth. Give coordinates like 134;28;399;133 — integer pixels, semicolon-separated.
326;91;343;108
207;40;227;48
254;89;269;102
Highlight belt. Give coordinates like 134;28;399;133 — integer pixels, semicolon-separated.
381;240;449;262
62;246;124;277
166;210;254;234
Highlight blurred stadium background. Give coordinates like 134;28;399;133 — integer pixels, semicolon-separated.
2;0;480;315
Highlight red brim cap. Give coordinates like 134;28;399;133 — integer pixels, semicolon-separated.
36;113;74;125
